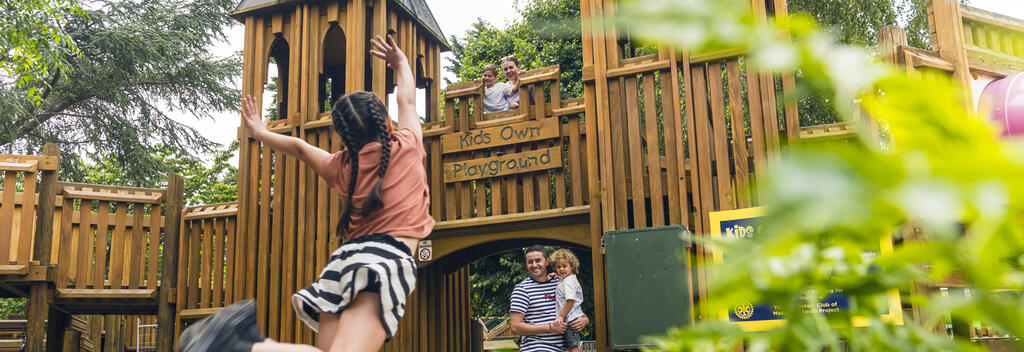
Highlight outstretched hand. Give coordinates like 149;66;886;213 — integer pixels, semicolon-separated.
369;34;407;69
241;95;268;139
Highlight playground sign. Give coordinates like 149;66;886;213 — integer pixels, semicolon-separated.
708;207;904;331
441;118;560;153
443;147;562;183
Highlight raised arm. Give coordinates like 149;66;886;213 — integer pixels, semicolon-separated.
241;95;331;170
370;34;420;138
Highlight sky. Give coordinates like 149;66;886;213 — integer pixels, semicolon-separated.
177;0;1024;164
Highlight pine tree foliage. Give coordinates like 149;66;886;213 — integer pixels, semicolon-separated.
0;0;241;185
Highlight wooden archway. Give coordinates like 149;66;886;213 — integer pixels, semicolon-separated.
424;208;591;271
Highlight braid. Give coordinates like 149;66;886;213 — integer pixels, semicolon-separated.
361;98;391;214
329;91;393;241
332;96;364;240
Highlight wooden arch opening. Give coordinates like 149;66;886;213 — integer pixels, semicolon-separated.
431;237;591;275
267;35;289;121
320;23;346;113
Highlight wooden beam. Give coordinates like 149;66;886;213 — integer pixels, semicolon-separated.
156;173;184;352
583;0;612;348
967;44;1024;77
25;283;50;352
0;155;58;171
0;161;36;173
603;60;671;79
927;0;975;110
961;5;1024;33
899;45;956;72
61;188;163;204
32;145;59;268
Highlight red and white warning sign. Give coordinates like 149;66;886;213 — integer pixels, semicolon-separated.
417;240;432;261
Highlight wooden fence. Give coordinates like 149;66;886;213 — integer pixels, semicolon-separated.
54;184;167;304
0;154;57;275
176;202;239;327
0;145;182;351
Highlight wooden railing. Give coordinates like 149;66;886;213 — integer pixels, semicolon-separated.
54;183;170;302
961;5;1024;77
176;202;239;323
427;65;590;227
0;154;57;275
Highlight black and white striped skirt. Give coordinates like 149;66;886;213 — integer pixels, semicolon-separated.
291;233;417;340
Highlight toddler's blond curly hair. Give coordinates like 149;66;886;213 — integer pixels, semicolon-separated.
549;249;579;274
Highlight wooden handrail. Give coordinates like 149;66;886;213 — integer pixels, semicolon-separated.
898;45;955;72
0;155;57;171
962;5;1024;33
0;161;37;173
62;187;164;204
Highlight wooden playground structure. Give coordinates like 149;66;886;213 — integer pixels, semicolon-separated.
2;0;1023;351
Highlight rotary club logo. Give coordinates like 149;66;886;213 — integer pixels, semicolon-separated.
734;303;754;320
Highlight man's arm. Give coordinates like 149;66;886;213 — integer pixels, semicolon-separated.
510;312;565;336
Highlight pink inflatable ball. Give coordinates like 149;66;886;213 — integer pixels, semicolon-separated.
980;72;1024;137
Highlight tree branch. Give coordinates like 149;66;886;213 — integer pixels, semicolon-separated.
0;92;93;148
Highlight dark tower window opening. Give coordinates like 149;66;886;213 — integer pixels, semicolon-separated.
266;35;290;121
320;23;346;113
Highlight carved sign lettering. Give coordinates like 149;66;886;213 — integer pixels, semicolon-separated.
441;118;559;154
443;147;562;183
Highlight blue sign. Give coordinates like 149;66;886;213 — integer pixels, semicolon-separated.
708;207;903;330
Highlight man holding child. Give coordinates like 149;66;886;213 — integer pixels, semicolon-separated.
509;245;588;352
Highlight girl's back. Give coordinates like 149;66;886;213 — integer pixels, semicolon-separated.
318;126;433;240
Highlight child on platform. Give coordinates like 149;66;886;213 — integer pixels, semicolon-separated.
550;249;584;352
178;34;433;352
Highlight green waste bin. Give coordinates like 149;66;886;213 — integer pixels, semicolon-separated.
604;225;692;349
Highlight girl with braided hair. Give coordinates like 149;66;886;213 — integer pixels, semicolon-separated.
179;34;432;352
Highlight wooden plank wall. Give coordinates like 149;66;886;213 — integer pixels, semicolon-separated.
235;0;451;346
382;264;472;351
580;0;799;347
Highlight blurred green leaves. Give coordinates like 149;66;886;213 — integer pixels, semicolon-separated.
613;0;1024;350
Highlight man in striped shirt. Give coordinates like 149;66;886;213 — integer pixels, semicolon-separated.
510;245;589;351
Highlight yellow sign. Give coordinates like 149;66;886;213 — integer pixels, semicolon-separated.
708;207;904;331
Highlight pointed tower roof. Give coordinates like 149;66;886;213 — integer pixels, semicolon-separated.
230;0;449;51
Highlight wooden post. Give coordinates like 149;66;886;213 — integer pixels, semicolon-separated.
581;0;610;350
44;308;69;352
347;0;367;95
156;173;184;352
927;0;974;110
26;144;59;352
878;25;908;65
371;0;387;101
61;328;81;352
31;143;59;266
25;285;49;352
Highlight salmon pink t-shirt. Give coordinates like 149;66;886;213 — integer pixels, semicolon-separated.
315;127;434;240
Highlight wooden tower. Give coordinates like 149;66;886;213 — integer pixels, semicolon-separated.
228;0;454;347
